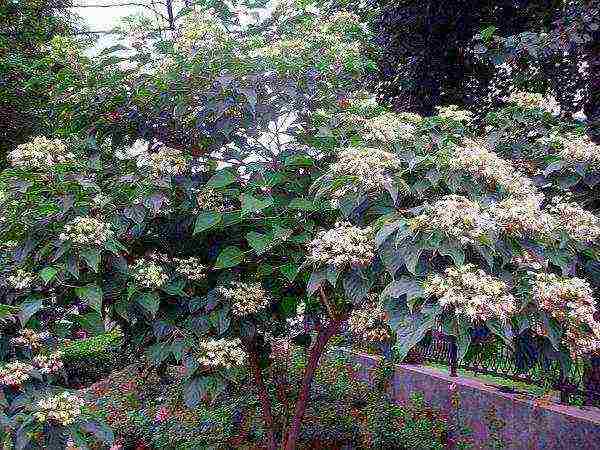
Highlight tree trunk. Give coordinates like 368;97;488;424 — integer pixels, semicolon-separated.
281;317;345;450
244;340;277;450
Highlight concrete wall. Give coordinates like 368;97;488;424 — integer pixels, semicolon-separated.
341;350;600;450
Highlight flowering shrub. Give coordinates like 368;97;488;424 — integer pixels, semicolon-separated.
216;282;271;318
1;1;599;448
306;222;374;270
424;265;516;324
8;136;76;171
195;338;247;370
530;274;600;357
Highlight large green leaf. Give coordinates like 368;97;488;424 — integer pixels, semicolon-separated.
288;198;319;211
18;296;43;325
214;246;244;269
136;292;160;318
185;377;210;408
241;193;273;216
382;277;423;312
280;262;300;283
75;284;103;313
342;268;370;304
193;211;222;234
388;302;442;361
38;266;58;285
80;248;101;272
207;169;236;187
246;231;274;254
0;304;17;320
438;243;465;266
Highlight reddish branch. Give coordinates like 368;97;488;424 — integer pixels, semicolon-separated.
282;315;346;450
244;339;277;450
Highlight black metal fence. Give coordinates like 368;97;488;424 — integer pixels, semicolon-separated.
413;331;600;407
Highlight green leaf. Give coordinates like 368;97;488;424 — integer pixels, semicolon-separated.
163;279;186;296
438;244;465;266
136;292;160;318
38;266;58;284
307;269;327;296
75;285;103;313
80;248;101;273
75;312;105;335
342;268;371;304
79;420;114;445
486;318;514;348
388;302;442;361
382;277;423;313
241;193;273;215
0;304;17;320
284;155;314;166
193;211;222;234
185;377;210;408
18;296;43;325
280;262;300;283
404;246;423;275
288;198;318;211
214;246;244;269
246;231;274;254
207;169;236;188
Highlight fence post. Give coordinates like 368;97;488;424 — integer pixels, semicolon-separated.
449;335;458;377
558;365;570;405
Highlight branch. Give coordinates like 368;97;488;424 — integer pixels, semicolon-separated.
243;338;277;450
73;2;165;7
282;312;347;450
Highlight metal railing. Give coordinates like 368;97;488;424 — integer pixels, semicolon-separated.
413;331;600;406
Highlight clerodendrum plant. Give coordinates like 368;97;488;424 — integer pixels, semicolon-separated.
1;2;600;450
0;2;377;449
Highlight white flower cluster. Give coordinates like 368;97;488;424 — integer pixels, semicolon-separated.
363;113;417;143
196;188;227;211
489;196;554;239
137;148;188;178
307;222;374;269
131;259;169;289
554;134;600;167
506;91;556;112
449;141;540;200
10;329;42;351
0;361;33;387
328;147;403;195
8;136;75;170
348;304;391;342
531;273;600;357
436;105;474;123
323;11;361;34
548;200;600;244
59;216;114;247
32;352;64;375
409;195;497;245
286;302;306;331
174;10;228;54
172;256;206;281
33;392;85;426
5;268;36;291
424;264;516;323
217;282;270;318
510;250;547;271
196;338;246;370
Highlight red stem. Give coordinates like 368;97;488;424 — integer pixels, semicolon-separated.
282;317;344;450
245;341;277;450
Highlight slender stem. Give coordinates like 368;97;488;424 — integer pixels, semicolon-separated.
281;316;345;450
244;340;277;450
